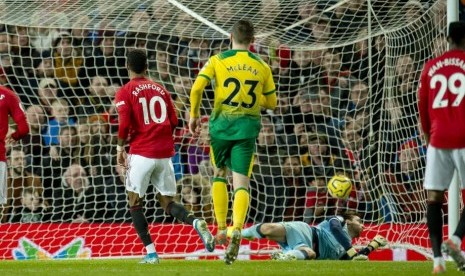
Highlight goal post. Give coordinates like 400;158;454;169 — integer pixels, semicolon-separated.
0;0;452;260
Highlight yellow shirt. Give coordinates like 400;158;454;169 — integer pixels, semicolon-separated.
190;49;276;140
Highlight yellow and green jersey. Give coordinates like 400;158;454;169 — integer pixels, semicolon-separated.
190;49;276;140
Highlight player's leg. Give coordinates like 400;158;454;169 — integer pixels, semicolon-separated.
424;146;454;273
125;154;159;263
442;148;465;271
155;158;215;252
209;137;232;244
0;161;6;205
240;222;287;242
223;138;254;265
230;138;255;232
271;222;316;261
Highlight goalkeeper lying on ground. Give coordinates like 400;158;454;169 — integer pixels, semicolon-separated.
231;211;387;260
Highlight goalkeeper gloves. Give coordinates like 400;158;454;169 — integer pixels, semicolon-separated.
369;235;388;250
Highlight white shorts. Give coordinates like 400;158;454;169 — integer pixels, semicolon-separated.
125;154;177;197
424;146;465;190
0;161;6;204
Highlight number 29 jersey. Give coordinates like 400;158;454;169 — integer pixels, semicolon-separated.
418;49;465;148
115;77;178;158
199;50;276;140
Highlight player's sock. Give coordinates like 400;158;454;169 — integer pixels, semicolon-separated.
166;202;195;225
145;243;156;254
130;206;153;247
212;178;228;230
287;250;309;260
242;223;264;239
453;210;465;242
232;188;249;230
433;256;445;268
427;201;443;257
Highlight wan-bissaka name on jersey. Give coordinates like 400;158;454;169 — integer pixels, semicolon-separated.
198;49;276;140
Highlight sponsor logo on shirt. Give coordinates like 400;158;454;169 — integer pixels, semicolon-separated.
0;94;4;100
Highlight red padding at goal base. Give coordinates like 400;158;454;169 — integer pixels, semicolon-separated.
0;223;452;261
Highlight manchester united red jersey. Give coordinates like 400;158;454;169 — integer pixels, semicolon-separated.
0;86;29;161
418;49;465;148
115;77;178;158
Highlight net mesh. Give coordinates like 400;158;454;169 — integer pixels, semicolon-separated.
0;0;451;259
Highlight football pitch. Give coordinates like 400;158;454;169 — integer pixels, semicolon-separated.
1;259;464;276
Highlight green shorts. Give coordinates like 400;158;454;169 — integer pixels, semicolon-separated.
210;137;256;177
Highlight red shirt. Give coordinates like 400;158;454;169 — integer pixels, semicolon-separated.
115;77;178;158
0;86;29;161
418;49;465;148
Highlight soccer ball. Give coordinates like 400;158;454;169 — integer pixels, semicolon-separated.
327;175;352;199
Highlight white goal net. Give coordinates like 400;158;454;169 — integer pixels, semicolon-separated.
0;0;451;260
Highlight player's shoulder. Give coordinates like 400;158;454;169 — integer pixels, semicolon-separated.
0;85;17;100
328;215;345;225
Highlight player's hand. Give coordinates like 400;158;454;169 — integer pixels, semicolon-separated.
369;235;388;249
189;117;201;137
117;149;127;169
5;133;15;145
352;254;369;261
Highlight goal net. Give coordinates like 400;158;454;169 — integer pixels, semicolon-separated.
0;0;450;260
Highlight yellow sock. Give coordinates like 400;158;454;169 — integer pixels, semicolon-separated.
212;178;228;230
232;188;249;231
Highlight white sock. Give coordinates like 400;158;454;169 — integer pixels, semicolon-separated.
451;235;462;247
193;218;199;226
146;243;156;254
434;256;445;267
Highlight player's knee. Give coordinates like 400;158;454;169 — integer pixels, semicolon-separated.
158;195;174;211
214;167;228;178
427;191;445;204
128;191;143;207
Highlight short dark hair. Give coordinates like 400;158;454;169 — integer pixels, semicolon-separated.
341;210;360;222
231;20;255;45
127;49;147;74
448;21;465;46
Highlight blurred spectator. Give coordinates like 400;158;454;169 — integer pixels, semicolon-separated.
76;75;112;117
381;140;427;222
21;105;48;173
36;78;59;114
43;99;76;146
34;51;55;79
175;174;213;223
41;125;87;200
148;43;174;93
52;32;85;88
255;116;283;177
9;187;50;223
52;164;106;222
187;115;210;174
1;148;43;222
84;30;128;85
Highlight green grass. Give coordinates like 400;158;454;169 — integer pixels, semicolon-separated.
0;259;463;276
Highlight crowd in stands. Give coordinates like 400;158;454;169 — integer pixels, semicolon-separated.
0;0;449;225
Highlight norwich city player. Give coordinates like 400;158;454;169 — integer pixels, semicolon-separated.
189;19;277;265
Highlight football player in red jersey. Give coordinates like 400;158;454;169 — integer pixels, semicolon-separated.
115;49;214;264
0;86;28;205
418;21;465;274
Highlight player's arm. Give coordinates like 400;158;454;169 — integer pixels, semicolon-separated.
165;92;179;133
356;235;388;257
417;65;430;145
327;217;358;260
8;93;29;141
190;58;214;119
115;91;131;148
260;64;277;110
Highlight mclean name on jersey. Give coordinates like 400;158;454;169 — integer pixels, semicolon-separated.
226;64;259;76
428;57;465;77
131;83;166;96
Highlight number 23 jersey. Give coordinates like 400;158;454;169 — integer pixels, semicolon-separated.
199;49;276;140
115;77;178;158
418;49;465;148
